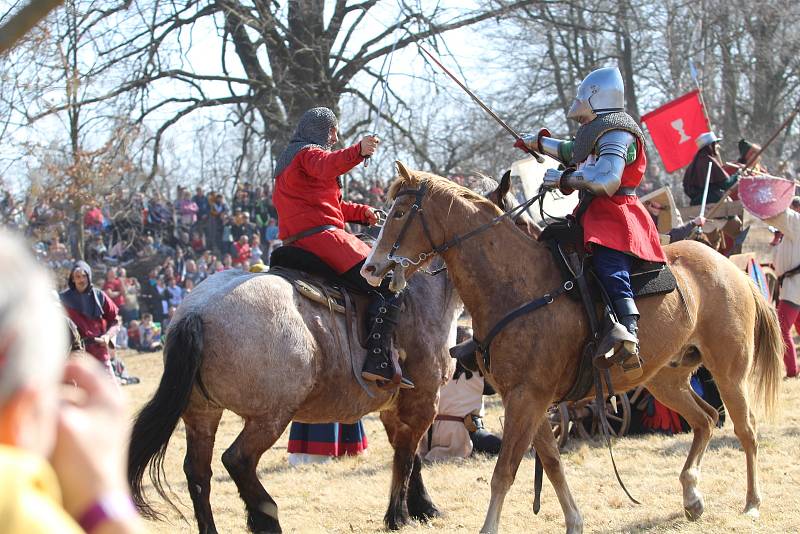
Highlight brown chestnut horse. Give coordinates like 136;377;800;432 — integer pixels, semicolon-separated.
127;263;462;533
362;162;782;534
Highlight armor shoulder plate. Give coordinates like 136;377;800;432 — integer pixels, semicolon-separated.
596;131;636;162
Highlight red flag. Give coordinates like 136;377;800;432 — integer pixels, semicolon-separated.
641;90;710;173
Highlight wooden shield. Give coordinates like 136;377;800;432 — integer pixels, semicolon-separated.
739;174;795;219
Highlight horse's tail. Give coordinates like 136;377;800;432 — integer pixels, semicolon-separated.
748;280;783;421
128;312;205;520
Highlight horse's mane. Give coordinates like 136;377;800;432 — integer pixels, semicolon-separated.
387;169;502;215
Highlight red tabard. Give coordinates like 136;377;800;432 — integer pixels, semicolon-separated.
578;139;667;263
273;144;373;274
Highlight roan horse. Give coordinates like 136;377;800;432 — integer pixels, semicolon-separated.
128;259;461;532
361;162;783;534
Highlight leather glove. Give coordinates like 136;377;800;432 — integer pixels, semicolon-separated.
543;168;564;190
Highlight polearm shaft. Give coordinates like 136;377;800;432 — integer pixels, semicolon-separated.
417;43;544;163
704;100;800;220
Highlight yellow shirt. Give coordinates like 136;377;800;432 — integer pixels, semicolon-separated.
0;444;84;533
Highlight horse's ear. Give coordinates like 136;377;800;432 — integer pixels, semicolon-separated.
395;160;412;180
499;169;512;198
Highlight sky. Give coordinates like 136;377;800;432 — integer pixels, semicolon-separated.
0;0;533;193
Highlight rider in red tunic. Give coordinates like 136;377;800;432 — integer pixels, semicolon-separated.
273;107;412;388
519;67;666;376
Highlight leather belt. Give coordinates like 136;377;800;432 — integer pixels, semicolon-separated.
282;224;337;245
614;187;637;196
435;414;466;422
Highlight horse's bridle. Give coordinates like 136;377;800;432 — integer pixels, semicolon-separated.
386;182;544;269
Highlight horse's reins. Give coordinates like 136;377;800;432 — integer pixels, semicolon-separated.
387;183;546;269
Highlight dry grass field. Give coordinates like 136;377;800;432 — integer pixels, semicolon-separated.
122;349;800;533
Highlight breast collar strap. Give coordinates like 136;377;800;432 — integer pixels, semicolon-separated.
475;279;575;372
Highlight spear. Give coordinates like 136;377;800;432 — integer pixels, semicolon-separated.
417;43;544;163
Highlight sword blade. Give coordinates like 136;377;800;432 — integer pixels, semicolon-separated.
417;43;543;161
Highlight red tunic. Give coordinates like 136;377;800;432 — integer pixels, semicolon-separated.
65;291;119;363
273;144;373;274
578;139;667;263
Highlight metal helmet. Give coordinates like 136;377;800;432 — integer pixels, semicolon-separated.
695;131;721;150
567;67;625;123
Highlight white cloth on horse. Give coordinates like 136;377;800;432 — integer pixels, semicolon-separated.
420;373;484;461
766;209;800;306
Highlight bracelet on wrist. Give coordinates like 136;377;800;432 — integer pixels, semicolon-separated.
78;493;137;533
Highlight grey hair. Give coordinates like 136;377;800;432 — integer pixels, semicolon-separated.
0;231;67;405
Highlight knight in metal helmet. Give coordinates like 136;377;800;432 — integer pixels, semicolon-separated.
516;66;667;377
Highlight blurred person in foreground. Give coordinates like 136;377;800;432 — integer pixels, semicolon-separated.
0;231;143;533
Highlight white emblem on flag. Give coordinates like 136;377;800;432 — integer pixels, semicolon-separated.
670;119;691;144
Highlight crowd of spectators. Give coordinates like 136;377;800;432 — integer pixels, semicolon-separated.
3;176;389;347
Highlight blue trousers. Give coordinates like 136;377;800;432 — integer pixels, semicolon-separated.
592;245;634;301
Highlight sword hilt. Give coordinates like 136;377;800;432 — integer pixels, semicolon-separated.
363;132;377;168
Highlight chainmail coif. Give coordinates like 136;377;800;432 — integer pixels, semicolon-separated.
273;107;338;179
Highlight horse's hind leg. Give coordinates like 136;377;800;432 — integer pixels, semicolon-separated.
221;414;292;533
481;387;547;534
381;394;439;529
183;406;224;534
712;378;762;517
531;422;583;533
646;370;716;521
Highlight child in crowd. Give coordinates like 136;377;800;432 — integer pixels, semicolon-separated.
233;235;250;267
138;313;162;352
127;320;141;351
222;254;233;270
250;234;263;265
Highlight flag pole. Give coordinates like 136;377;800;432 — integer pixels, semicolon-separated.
689;59;713;130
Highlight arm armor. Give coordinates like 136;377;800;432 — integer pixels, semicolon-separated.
562;130;635;197
520;128;573;164
539;136;574;164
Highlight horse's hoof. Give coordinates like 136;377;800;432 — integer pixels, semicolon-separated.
410;505;441;522
384;511;411;530
683;497;704;521
744;505;760;519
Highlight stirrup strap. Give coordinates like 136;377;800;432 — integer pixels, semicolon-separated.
594;369;641;505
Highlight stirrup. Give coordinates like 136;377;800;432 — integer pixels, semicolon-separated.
361;361;399;384
373;376;415;390
619;350;643;378
362;354;415;389
593;322;637;369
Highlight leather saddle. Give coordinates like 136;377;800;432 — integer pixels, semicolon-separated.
266;246;371;348
539;217;677;302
